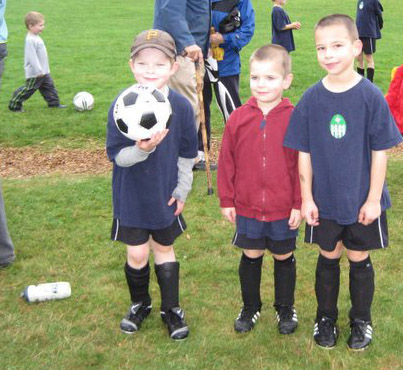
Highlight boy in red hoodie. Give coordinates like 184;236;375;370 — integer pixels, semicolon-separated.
218;44;301;335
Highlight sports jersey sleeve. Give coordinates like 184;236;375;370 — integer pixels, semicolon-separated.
283;96;310;153
369;89;402;150
178;97;198;159
106;99;135;162
272;7;288;32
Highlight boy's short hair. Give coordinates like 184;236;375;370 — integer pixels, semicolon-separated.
249;44;292;76
315;14;359;41
25;11;44;29
130;29;177;61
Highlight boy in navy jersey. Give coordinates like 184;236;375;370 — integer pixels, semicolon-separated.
356;0;383;82
271;0;301;53
106;30;198;341
284;14;401;350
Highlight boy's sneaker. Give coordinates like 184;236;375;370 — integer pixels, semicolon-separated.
275;305;298;335
49;104;67;108
234;306;261;333
9;107;24;113
313;316;338;349
161;307;189;340
120;302;152;334
347;319;373;351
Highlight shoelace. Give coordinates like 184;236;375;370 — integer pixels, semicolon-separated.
130;303;148;320
351;322;366;341
239;307;258;321
277;306;294;321
167;309;183;325
319;318;335;335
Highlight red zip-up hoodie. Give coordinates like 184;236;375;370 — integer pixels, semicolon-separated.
218;96;301;222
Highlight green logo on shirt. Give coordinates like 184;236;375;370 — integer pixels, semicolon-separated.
330;114;346;139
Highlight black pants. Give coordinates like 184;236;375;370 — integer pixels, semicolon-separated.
198;73;242;151
9;74;60;110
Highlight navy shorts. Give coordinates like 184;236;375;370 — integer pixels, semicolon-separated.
360;37;376;55
232;216;298;255
304;212;388;252
111;215;187;246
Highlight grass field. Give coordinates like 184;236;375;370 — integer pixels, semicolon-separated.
1;0;403;369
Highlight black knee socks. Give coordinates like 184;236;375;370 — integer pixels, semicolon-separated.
349;257;374;322
124;261;151;305
357;67;374;82
239;253;263;310
315;254;340;320
367;68;375;82
155;261;180;312
273;254;296;307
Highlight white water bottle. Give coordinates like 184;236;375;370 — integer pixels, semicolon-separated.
22;282;71;303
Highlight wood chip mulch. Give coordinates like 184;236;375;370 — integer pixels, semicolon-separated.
0;140;401;180
0;147;112;179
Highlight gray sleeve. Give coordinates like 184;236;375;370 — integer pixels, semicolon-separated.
114;145;155;167
25;38;42;76
171;157;194;202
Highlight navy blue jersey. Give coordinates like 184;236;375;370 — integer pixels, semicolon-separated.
271;6;295;52
356;0;383;39
284;78;402;225
106;88;198;229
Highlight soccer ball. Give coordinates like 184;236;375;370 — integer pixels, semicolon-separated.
73;92;94;111
113;84;172;141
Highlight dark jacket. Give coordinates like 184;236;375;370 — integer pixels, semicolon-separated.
212;0;255;77
154;0;211;57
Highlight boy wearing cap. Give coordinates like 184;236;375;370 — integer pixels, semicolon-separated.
106;29;198;341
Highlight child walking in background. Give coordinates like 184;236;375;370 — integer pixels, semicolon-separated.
271;0;301;53
284;14;402;350
8;11;65;112
106;30;198;341
218;44;301;335
356;0;383;82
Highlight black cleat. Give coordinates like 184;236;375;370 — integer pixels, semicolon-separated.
9;107;24;113
347;319;373;351
193;160;217;171
234;306;261;333
313;316;338;349
49;104;67;108
275;305;298;334
161;307;189;340
120;302;152;334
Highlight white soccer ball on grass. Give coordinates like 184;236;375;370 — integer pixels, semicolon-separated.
113;84;172;141
73;91;94;111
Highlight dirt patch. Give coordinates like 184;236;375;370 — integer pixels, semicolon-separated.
0;139;400;179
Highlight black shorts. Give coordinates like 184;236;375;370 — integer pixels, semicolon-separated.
111;215;187;246
304;212;388;252
232;233;296;255
360;37;376;55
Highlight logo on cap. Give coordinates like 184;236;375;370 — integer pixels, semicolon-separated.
146;30;159;40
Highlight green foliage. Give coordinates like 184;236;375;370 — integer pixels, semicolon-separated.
0;0;402;369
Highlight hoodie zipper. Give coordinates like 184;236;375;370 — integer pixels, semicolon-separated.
261;114;267;221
